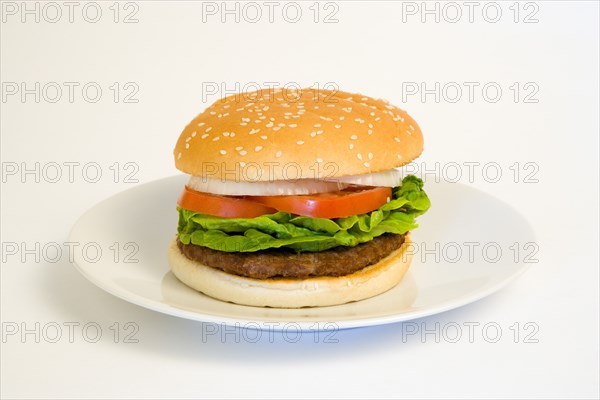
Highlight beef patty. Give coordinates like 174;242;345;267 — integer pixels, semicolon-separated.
177;233;407;279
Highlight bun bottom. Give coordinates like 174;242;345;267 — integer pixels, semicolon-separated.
168;235;413;308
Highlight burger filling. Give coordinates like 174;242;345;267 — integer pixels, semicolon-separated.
176;175;430;279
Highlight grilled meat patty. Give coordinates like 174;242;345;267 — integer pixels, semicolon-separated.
177;233;407;279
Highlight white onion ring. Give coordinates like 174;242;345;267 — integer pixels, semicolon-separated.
188;176;350;196
324;169;403;187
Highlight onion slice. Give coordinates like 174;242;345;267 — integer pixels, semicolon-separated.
323;169;403;187
187;176;350;196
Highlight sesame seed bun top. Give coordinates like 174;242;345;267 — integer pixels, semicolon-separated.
174;88;424;182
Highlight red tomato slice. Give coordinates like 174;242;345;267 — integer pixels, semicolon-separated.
251;186;392;218
178;186;277;218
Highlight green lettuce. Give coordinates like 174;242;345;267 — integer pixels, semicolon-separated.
177;175;430;253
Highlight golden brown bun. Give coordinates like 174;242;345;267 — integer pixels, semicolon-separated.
174;88;423;182
167;235;413;308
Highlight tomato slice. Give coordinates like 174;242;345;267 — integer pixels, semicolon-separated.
178;186;277;218
251;186;392;218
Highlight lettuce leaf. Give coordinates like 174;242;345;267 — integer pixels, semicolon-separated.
177;175;430;253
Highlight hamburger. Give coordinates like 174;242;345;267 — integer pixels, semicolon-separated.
168;88;430;308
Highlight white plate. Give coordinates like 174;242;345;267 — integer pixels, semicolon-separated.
69;175;535;330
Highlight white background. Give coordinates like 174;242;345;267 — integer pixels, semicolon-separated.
1;1;598;399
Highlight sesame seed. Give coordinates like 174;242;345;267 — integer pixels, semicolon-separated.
297;140;305;145
375;117;381;121
314;124;321;128
349;144;354;150
357;153;363;160
240;150;247;156
368;152;373;160
310;132;317;137
255;146;263;152
409;124;415;131
350;135;358;140
370;112;376;116
327;104;336;107
289;124;297;128
334;125;341;129
185;137;192;142
319;116;333;121
185;143;190;149
273;127;281;131
235;146;243;151
205;127;212;132
339;116;345;120
236;107;244;111
314;106;319;109
191;131;197;137
368;123;373;128
397;154;403;159
368;129;373;135
230;132;235;137
316;157;323;163
316;130;323;134
223;132;230;137
260;135;268;140
406;130;412;136
212;137;220;141
220;150;227;155
266;122;274;128
177;152;182;159
240;123;247;126
201;134;209;139
223;105;230;109
363;162;371;168
394;137;401;143
209;111;216;115
275;151;282;158
240;161;246;167
249;128;260;135
197;123;205;127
